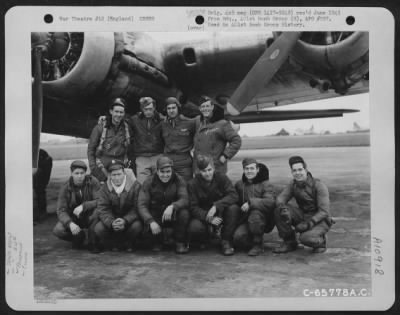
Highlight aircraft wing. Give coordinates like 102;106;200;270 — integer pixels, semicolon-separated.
228;108;359;124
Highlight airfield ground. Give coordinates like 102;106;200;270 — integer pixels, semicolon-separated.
33;141;371;300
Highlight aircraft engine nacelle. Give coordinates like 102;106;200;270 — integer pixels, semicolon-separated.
32;32;115;100
284;32;369;94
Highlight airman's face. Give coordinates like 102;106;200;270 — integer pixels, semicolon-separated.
109;105;125;125
291;163;307;182
199;164;214;182
71;168;86;186
143;103;155;118
199;102;214;118
166;103;179;119
110;169;125;186
244;163;259;180
157;167;173;183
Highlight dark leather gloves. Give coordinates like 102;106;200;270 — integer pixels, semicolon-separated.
279;206;291;224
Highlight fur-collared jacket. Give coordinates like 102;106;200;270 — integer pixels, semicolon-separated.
235;163;276;232
235;163;276;214
97;173;141;228
56;175;101;227
138;172;189;225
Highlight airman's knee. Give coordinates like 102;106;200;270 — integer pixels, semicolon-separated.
248;212;265;235
188;219;206;238
94;221;107;237
128;220;143;234
233;224;251;248
53;222;66;238
177;208;190;223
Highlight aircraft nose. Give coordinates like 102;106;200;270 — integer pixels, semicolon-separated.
31;32;70;60
31;32;50;49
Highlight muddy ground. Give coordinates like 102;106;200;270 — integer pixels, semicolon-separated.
34;147;371;299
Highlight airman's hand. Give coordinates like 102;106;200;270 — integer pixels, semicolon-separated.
211;216;223;226
96;159;104;168
241;202;250;212
98;115;106;125
162;205;174;223
112;218;126;231
150;222;162;235
219;155;227;164
69;222;81;235
73;205;84;218
206;205;217;223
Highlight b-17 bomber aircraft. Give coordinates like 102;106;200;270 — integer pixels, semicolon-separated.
31;31;369;166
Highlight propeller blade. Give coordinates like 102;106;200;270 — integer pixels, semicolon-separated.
227;32;301;115
32;47;44;169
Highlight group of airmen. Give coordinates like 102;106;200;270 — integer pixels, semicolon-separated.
53;96;333;256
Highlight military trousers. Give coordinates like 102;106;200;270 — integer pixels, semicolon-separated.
142;208;190;244
188;204;240;243
274;204;330;248
135;154;162;184
92;219;143;247
53;215;94;245
166;153;193;182
233;208;275;248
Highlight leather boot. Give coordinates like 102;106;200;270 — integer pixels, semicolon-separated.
175;242;189;254
72;231;85;249
248;237;264;256
312;235;327;253
221;240;234;256
273;240;298;254
90;238;103;254
126;242;136;253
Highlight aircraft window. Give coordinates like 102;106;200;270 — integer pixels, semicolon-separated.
183;48;197;65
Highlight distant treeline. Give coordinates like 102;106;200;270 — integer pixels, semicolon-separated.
41;132;370;161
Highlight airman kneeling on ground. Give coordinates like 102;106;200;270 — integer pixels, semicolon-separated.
188;155;239;256
233;158;276;256
138;156;191;254
91;159;143;253
273;156;333;254
53;160;101;249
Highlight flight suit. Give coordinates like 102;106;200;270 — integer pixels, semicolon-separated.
87;121;131;182
275;173;332;249
233;163;276;248
161;115;197;181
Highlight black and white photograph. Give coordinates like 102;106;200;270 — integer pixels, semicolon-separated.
5;6;395;311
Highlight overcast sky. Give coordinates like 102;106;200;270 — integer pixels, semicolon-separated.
238;93;369;136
